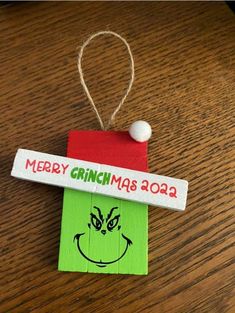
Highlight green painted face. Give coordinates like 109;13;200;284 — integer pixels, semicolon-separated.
59;189;148;275
74;204;132;267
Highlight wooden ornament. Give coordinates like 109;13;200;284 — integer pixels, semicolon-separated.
59;130;148;274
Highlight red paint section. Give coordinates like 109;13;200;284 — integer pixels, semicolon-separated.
67;130;148;172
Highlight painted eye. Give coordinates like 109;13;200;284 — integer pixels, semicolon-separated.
91;214;102;230
107;215;120;231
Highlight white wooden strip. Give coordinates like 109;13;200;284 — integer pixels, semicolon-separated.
11;149;188;211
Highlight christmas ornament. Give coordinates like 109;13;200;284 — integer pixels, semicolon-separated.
11;31;188;275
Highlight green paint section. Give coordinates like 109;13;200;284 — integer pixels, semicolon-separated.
58;188;91;272
87;194;121;274
58;190;148;275
118;200;148;275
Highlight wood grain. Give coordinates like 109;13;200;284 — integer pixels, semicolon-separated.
0;2;234;312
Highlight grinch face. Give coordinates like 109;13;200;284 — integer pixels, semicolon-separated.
74;206;132;267
88;206;121;234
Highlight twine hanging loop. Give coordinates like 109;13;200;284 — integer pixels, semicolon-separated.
77;31;135;130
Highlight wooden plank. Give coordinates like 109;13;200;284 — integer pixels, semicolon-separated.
11;148;188;211
118;200;148;275
58;189;91;272
87;194;121;274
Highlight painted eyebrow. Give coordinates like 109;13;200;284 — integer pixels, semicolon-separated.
93;206;104;222
106;207;118;222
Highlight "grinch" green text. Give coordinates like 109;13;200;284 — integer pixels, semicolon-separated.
70;167;111;185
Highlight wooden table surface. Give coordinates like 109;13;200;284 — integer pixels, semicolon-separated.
1;2;234;313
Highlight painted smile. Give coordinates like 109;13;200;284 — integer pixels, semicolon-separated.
74;233;132;267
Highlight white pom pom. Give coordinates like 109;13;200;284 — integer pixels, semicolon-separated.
129;120;152;142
